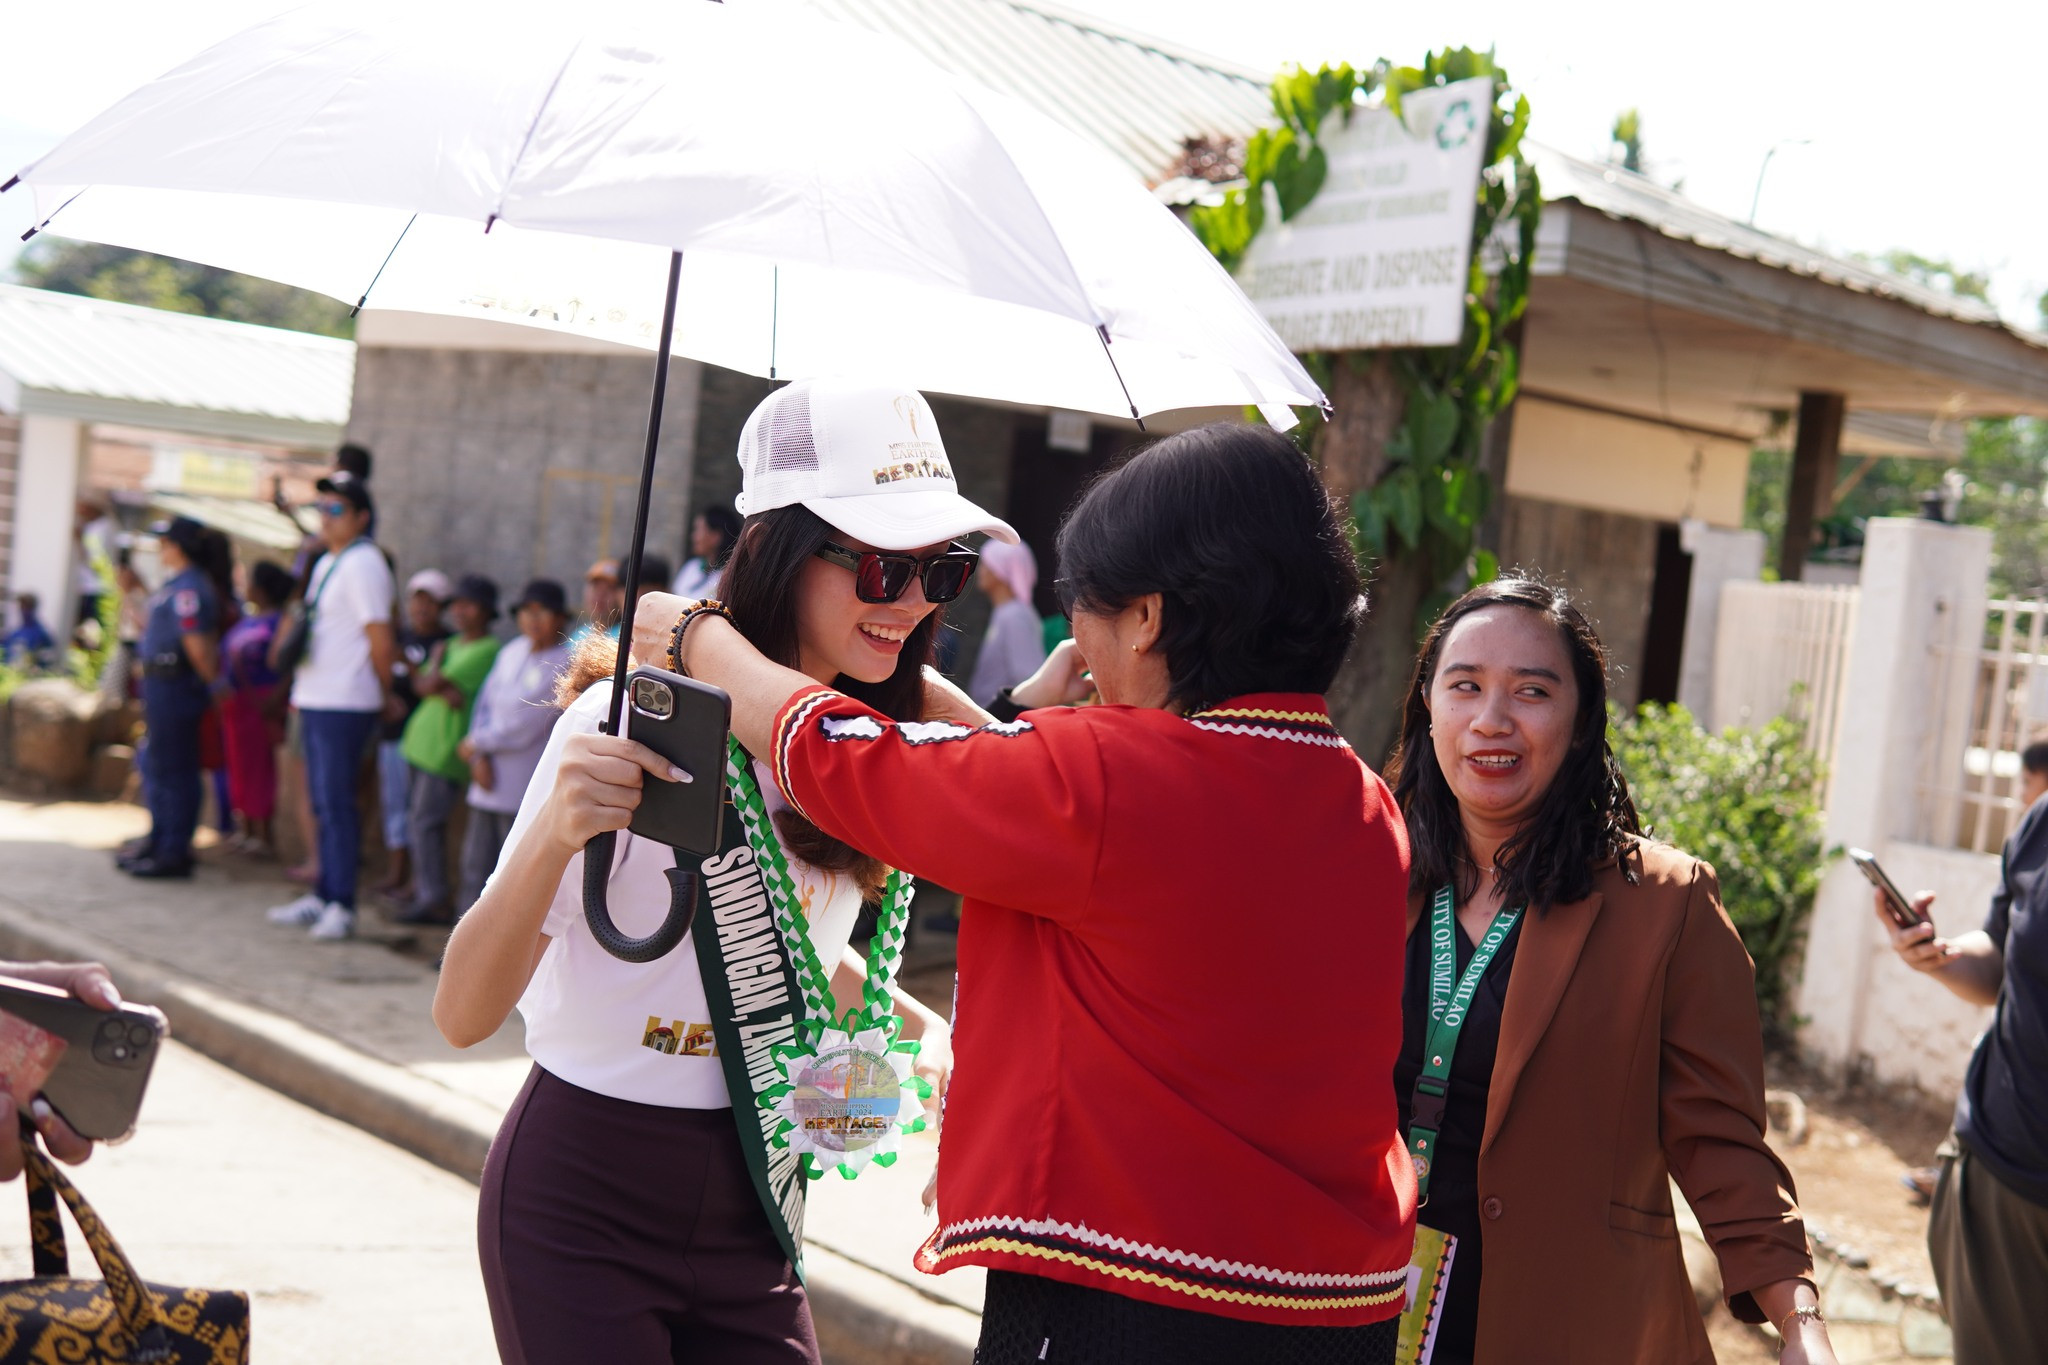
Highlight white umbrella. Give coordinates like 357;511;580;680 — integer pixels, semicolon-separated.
7;0;1317;425
5;0;1320;959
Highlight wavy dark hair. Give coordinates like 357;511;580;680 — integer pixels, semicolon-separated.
1385;577;1641;910
1056;422;1365;712
563;504;940;899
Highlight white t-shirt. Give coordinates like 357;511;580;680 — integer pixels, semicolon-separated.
506;682;864;1108
290;542;395;712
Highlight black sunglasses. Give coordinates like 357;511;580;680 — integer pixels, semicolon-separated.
816;540;980;604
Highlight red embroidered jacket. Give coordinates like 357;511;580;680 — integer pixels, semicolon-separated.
773;688;1417;1326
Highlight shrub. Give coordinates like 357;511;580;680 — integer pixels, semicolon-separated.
1609;702;1826;1045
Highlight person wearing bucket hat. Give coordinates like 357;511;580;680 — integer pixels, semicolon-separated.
433;380;995;1364
393;574;502;928
121;516;222;878
455;579;573;917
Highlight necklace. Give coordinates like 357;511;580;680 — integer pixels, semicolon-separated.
725;735;929;1180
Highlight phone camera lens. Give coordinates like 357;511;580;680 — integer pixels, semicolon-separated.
127;1024;154;1049
98;1018;126;1041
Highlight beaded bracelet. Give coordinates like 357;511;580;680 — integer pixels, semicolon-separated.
668;601;737;676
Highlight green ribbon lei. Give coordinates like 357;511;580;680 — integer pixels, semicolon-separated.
1407;884;1521;1204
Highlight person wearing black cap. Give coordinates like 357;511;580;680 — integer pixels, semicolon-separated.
264;470;396;938
456;579;572;915
394;574;502;926
122;516;221;878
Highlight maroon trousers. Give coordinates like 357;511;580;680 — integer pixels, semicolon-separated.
479;1066;819;1365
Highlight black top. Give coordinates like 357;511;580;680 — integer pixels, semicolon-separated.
1958;796;2048;1207
1392;904;1523;1365
383;625;450;740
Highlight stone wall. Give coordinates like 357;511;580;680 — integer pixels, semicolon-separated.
342;347;703;601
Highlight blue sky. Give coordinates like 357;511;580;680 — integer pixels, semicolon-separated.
5;0;2044;327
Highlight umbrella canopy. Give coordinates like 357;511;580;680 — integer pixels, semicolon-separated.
10;0;1321;423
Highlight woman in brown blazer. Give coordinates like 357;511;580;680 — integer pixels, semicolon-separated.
1385;578;1837;1365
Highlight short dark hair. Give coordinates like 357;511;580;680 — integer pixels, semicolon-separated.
1385;577;1642;910
1054;422;1365;712
335;443;372;480
633;554;673;596
700;505;743;566
248;560;295;609
2024;741;2048;776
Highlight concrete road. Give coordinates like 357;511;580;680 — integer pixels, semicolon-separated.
0;1041;498;1364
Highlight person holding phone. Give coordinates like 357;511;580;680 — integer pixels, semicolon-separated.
654;420;1417;1364
1379;578;1834;1365
1874;769;2048;1365
432;380;981;1365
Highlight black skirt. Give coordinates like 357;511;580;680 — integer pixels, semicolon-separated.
974;1269;1399;1365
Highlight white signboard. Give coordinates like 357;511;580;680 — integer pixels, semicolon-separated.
1234;77;1492;352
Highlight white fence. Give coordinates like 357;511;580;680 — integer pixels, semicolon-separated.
1710;580;1858;790
1922;597;2048;853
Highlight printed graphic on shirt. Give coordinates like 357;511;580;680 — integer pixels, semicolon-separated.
640;1016;717;1057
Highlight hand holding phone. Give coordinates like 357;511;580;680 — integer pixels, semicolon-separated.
0;967;163;1159
1849;848;1930;931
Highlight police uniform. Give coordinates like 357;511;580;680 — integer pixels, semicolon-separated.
135;566;219;873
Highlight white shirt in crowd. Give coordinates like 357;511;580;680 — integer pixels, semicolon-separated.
503;681;863;1108
291;541;395;712
671;557;722;602
967;598;1048;705
464;635;573;815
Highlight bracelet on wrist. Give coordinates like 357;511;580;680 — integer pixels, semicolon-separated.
1776;1304;1825;1335
668;601;737;676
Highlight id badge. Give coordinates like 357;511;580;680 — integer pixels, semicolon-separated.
1396;1223;1458;1365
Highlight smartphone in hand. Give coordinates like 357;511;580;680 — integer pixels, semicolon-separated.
622;667;731;856
0;976;164;1142
1849;848;1930;931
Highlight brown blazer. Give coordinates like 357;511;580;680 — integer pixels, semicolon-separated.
1404;840;1814;1364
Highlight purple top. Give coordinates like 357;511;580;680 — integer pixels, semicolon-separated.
222;611;281;692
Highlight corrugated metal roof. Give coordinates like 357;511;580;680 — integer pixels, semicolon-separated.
787;0;1272;184
1528;142;2039;339
0;283;355;429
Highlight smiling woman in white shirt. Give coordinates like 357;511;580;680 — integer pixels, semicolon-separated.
431;380;1001;1365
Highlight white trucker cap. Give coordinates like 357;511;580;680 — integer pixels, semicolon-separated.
734;378;1019;550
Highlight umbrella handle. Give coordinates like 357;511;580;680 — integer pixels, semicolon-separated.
581;830;697;962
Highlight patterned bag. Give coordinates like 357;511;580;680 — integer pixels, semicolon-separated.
0;1137;248;1364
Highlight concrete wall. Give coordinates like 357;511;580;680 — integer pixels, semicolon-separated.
1675;523;1766;723
1504;397;1750;529
1498;495;1659;707
343;347;703;602
1797;517;1997;1094
8;415;84;635
0;412;16;613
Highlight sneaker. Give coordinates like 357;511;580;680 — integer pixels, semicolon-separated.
266;892;326;926
308;903;357;941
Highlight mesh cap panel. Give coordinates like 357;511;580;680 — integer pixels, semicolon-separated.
749;384;818;477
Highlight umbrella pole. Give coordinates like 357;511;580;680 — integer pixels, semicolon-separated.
585;248;696;963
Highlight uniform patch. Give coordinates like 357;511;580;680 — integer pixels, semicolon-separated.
173;589;201;627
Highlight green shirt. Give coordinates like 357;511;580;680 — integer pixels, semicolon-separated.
400;633;502;782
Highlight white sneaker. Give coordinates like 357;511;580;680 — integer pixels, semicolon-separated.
266;892;325;926
308;903;356;941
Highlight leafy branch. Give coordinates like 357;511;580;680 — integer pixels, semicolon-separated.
1192;49;1541;599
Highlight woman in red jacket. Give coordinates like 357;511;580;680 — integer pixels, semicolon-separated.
647;422;1415;1364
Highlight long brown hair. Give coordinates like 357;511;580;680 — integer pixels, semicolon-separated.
1384;577;1641;910
560;504;942;898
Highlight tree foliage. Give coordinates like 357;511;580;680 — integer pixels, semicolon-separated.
11;239;352;338
1610;108;1644;174
1611;702;1827;1045
1189;49;1540;611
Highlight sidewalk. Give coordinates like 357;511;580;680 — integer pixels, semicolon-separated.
0;792;980;1364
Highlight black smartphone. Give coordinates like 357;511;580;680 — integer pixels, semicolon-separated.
622;666;731;855
1848;848;1929;931
0;976;165;1142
